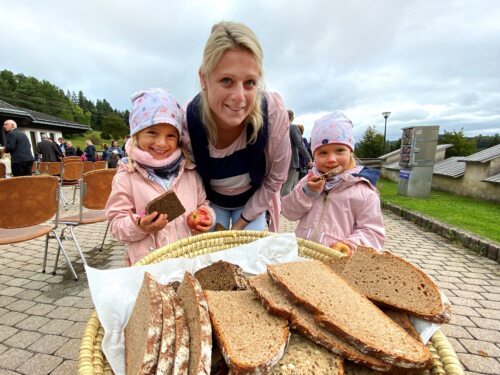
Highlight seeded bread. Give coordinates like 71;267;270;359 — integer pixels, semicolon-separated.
156;285;176;375
248;272;390;371
341;246;447;323
125;272;163;375
195;260;248;291
146;190;186;221
177;272;212;375
270;333;344;374
171;288;189;375
205;290;290;374
267;261;431;369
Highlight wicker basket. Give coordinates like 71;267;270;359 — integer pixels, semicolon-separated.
78;230;464;375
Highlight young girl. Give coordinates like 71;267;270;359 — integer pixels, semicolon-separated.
281;111;385;254
105;88;214;265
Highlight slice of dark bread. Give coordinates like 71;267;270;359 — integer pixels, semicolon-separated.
205;290;289;374
267;261;431;369
270;333;344;374
248;272;391;371
156;285;176;375
125;272;163;375
195;260;248;291
146;190;186;222
177;272;212;375
341;246;447;323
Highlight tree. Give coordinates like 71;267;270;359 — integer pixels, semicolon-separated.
101;114;129;140
439;128;476;157
355;125;384;158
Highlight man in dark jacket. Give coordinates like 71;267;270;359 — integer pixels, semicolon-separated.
2;119;34;176
37;135;63;162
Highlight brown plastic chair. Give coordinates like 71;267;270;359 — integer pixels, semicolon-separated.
60;161;83;207
0;163;6;178
63;156;82;163
93;160;107;170
56;169;117;272
83;161;94;173
39;161;62;176
0;175;78;280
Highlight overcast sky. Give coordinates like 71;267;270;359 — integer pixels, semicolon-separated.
1;0;499;141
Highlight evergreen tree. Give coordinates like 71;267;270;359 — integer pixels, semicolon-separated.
355;125;384;158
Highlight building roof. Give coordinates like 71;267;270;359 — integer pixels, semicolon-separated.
458;144;500;163
433;157;466;178
0;99;90;131
379;144;453;160
483;173;500;184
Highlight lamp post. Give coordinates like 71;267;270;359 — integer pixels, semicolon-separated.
382;111;391;154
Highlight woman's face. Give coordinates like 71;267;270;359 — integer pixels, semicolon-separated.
200;49;260;131
137;124;179;160
314;143;353;174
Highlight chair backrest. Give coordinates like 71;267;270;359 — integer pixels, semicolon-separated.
83;161;94;173
0;163;6;179
63;156;82;163
82;169;117;210
93;160;107;170
39;162;62;176
0;175;59;228
61;161;83;182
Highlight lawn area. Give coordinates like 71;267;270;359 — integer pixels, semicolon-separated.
63;130;116;150
378;178;500;243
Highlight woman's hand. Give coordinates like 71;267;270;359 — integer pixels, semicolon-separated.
231;218;248;231
330;241;353;256
306;170;325;192
187;207;213;234
138;211;168;233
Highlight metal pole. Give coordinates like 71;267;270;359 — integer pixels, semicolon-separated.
381;112;391;155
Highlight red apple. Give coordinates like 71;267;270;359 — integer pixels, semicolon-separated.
187;207;210;230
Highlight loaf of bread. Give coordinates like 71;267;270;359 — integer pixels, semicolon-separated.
124;272;163;375
341;246;447;323
248;272;391;371
156;285;176;375
270;333;344;374
267;261;431;369
205;290;290;374
177;272;212;375
195;260;248;291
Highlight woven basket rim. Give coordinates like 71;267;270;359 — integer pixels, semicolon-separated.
78;230;464;375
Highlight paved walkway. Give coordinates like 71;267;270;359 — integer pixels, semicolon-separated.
0;188;499;374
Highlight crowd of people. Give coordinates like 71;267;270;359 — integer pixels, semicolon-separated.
0;21;385;267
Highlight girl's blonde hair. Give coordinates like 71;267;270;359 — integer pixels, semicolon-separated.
199;21;264;145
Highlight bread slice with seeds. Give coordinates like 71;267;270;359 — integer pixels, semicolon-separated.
195;260;248;291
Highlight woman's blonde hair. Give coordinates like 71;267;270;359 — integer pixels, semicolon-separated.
199;21;264;145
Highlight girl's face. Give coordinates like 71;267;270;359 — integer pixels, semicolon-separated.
314;143;353;174
137;124;179;160
200;48;260;131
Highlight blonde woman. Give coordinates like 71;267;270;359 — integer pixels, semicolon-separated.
182;21;291;231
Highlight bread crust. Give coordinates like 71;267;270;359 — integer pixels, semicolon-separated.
156;285;176;375
171;289;189;375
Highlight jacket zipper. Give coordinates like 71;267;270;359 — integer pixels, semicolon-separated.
310;191;329;243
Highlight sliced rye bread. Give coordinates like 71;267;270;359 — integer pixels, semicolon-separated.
171;288;189;375
341;246;447;323
267;261;431;369
177;272;212;375
194;260;248;291
323;256;350;275
204;290;290;374
145;190;186;222
248;273;391;371
270;333;344;374
125;272;163;375
156;285;176;375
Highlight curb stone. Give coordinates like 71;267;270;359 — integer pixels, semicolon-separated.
382;201;500;263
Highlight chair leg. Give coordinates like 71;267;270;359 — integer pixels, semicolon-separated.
60;189;68;210
100;221;110;252
50;230;78;281
72;185;77;204
68;225;88;267
42;233;50;273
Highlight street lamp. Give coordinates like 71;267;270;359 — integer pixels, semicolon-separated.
382;111;391;154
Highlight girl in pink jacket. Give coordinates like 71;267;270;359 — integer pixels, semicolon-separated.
105;88;214;266
282;111;385;254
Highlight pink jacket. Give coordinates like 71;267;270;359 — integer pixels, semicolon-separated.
281;172;385;251
105;160;213;265
181;91;291;231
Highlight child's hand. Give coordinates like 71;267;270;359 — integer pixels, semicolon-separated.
187;207;213;234
306;170;325;192
138;211;168;233
330;241;353;256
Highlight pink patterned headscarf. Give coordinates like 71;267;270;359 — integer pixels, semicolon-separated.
310;111;354;155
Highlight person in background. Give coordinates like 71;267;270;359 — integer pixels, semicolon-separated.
297;124;311;180
182;21;291;231
106;88;214;266
75;146;84;157
65;141;76;156
107;149;120;168
281;111;385;255
84;139;96;162
1;119;34;176
37;135;62;162
280;110;312;196
109;140;124;158
57;137;66;156
121;135;131;157
101;143;111;161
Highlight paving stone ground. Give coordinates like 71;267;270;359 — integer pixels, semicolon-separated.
0;187;499;374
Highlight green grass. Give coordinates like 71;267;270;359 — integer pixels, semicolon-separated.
64;131;115;150
378;178;500;243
